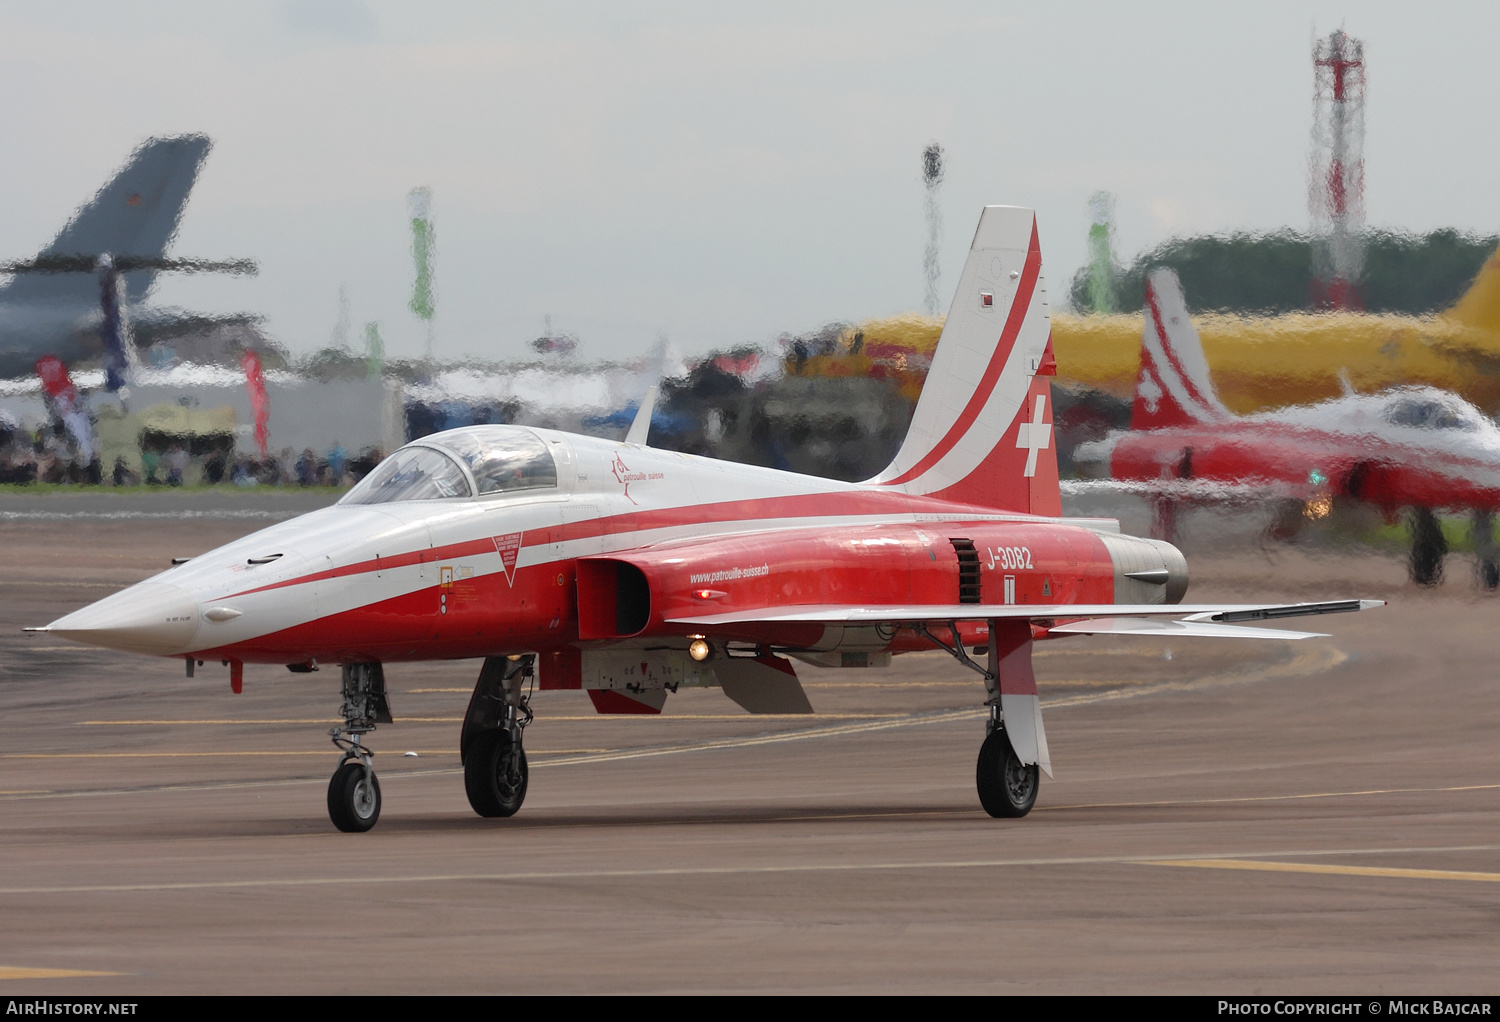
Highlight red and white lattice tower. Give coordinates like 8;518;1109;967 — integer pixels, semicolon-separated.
1309;29;1366;310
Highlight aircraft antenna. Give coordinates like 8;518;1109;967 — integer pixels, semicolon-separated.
1309;28;1366;310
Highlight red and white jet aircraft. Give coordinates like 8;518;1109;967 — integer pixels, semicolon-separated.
40;208;1380;832
1073;268;1500;587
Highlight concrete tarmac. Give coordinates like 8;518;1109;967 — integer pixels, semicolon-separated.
1;502;1498;994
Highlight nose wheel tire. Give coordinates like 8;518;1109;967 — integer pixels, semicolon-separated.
328;761;382;832
464;730;529;818
976;728;1038;818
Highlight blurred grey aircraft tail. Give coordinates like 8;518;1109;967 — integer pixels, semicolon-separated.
1;134;212;310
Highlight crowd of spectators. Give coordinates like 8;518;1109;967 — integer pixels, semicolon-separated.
0;421;101;484
0;420;384;488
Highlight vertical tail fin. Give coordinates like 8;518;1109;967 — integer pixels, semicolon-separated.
869;206;1059;515
3;135;211;307
1446;243;1500;330
1131;268;1233;430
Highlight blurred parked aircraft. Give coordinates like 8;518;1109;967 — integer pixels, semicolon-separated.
1072;269;1500;588
1051;246;1500;414
0;135;263;378
806;244;1500;417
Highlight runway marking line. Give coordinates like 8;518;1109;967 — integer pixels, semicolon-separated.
79;717;465;726
0;749;607;760
0;712;983;801
0;580;123;588
1;844;1496;898
1146;858;1500;884
0;966;123;979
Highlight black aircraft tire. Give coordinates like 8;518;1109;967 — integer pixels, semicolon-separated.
976;728;1038;819
1409;507;1447;588
464;730;529;819
1480;557;1500;592
327;761;382;833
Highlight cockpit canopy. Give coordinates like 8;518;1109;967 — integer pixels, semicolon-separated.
340;426;558;505
1382;393;1486;433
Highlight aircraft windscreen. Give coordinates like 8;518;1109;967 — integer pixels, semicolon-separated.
1384;397;1481;432
339;446;472;504
426;428;557;496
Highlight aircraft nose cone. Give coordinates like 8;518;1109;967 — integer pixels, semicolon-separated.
46;582;200;655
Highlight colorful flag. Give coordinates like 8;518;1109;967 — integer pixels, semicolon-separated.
35;356;96;462
98;263;130;391
408;187;435;322
241;349;270;458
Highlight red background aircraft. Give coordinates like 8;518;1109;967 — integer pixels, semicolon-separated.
1074;268;1500;587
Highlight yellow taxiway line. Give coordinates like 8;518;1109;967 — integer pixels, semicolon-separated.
1;844;1497;897
1146;858;1500;884
0;966;122;979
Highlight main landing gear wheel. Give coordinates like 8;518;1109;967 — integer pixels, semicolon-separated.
1408;506;1447;588
464;730;529;818
1472;509;1499;591
1479;558;1500;592
976;728;1038;818
327;761;382;833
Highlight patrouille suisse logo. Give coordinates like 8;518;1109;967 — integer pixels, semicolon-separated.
610;453;663;505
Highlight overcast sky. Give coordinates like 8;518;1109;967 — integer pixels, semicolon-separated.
0;1;1494;363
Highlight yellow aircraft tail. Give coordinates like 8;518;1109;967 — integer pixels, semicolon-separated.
1446;243;1500;329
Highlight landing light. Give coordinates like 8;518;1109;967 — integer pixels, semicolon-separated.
688;637;710;662
1303;494;1333;520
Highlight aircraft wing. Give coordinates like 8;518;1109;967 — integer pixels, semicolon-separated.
667;599;1383;641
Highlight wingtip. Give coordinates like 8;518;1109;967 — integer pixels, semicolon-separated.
21;626;48;633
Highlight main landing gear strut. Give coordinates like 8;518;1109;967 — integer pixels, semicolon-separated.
461;655;534;818
919;619;1048;818
327;662;393;833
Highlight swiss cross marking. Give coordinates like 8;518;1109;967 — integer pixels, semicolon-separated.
1015;394;1051;478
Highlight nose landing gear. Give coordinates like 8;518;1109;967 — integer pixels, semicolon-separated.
327;662;393;833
